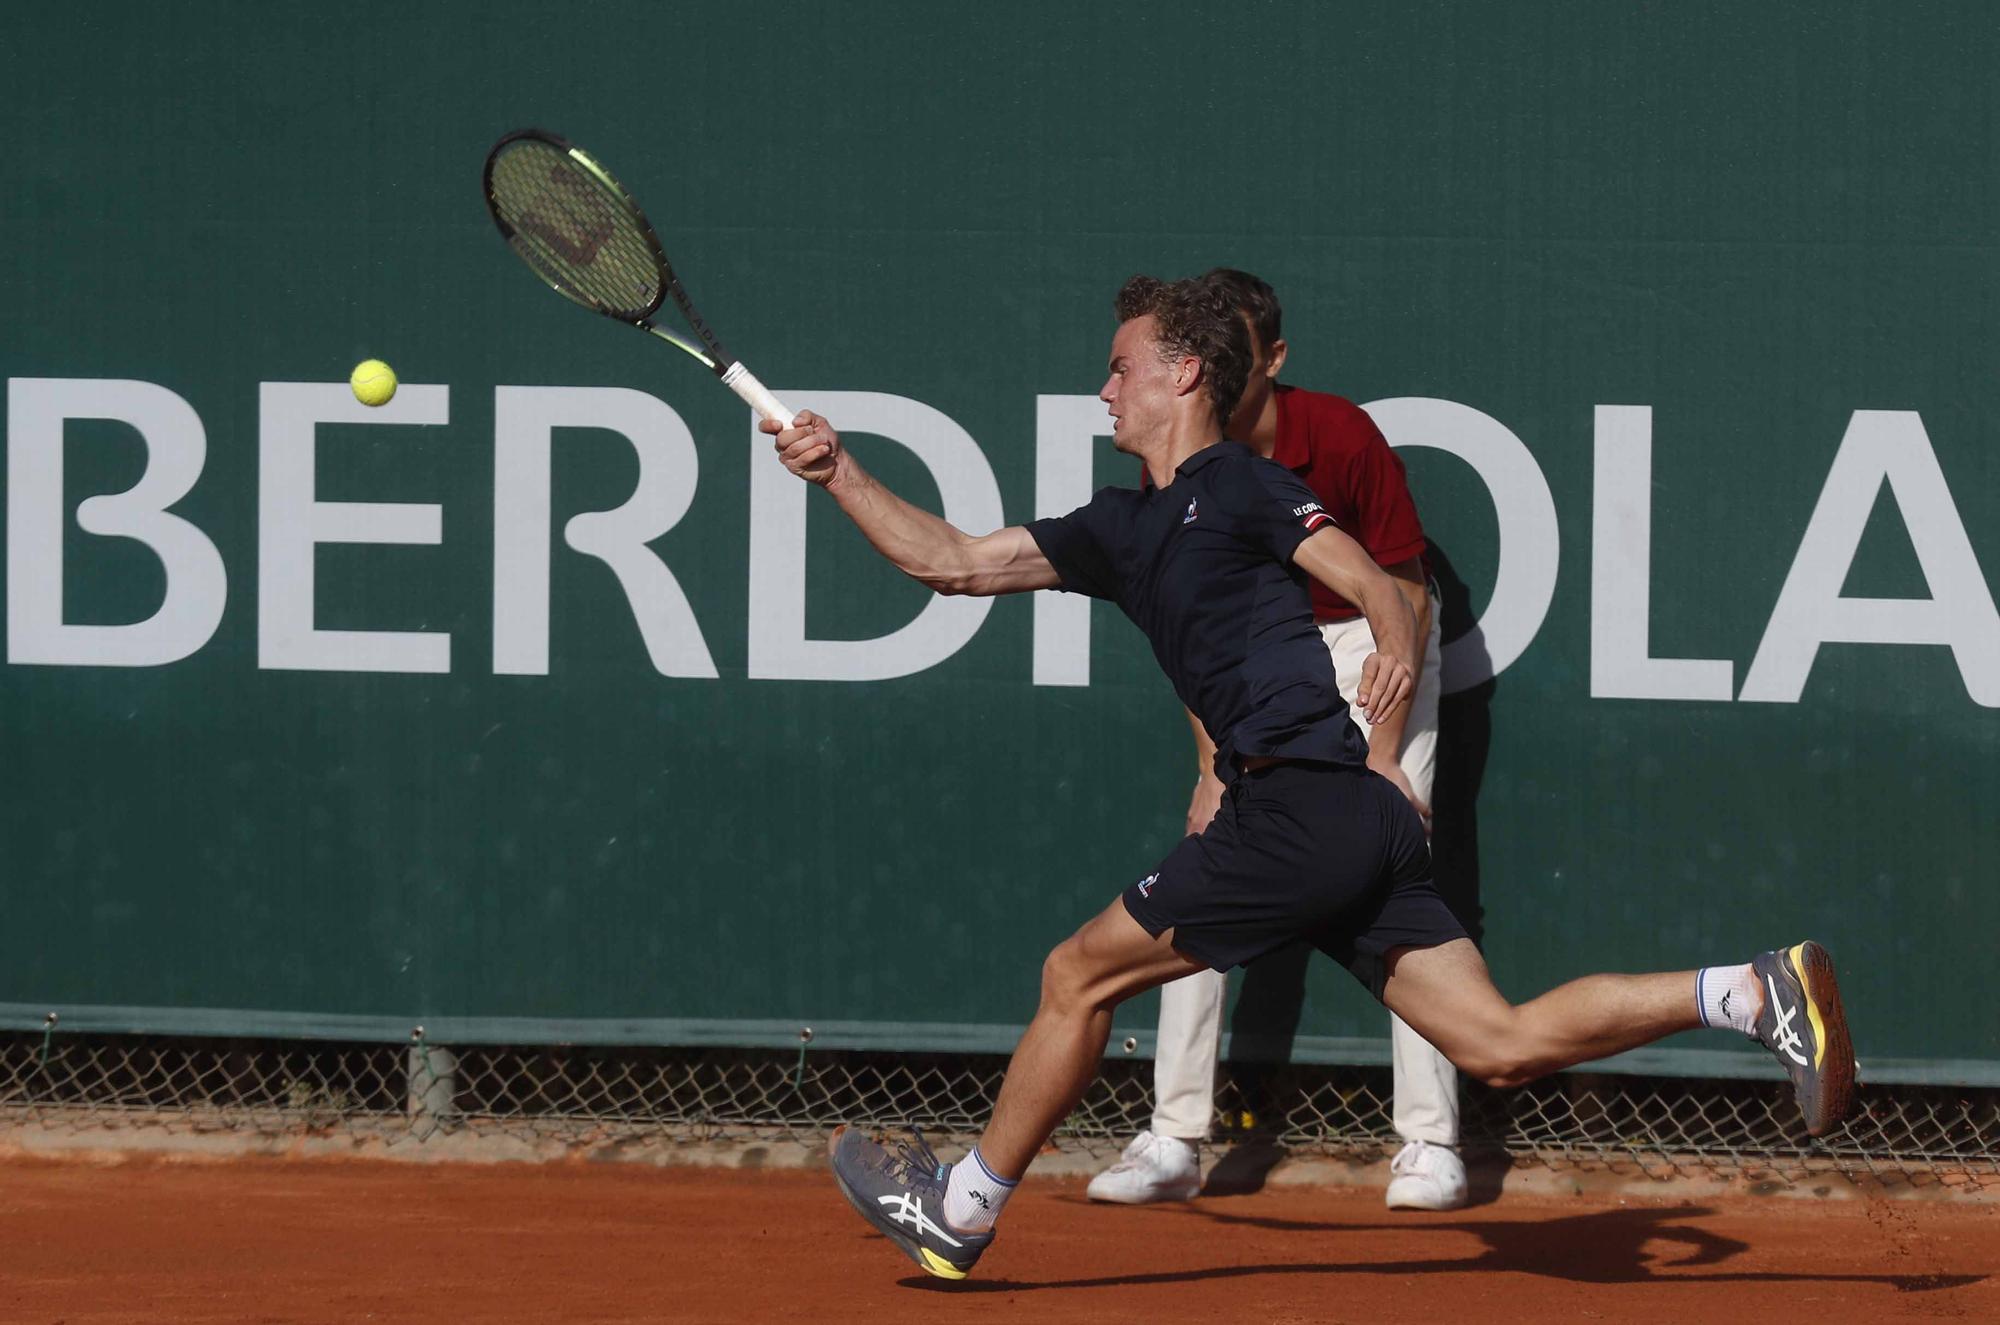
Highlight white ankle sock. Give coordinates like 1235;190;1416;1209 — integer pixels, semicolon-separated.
1697;963;1760;1035
943;1146;1016;1233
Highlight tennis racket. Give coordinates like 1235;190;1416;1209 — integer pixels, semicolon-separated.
482;127;793;425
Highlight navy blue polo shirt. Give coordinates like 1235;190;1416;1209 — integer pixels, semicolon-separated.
1027;441;1369;778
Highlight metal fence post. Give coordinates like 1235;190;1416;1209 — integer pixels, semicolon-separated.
407;1026;458;1140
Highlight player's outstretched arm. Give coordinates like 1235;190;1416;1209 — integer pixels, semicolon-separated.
1293;526;1418;723
761;411;1060;597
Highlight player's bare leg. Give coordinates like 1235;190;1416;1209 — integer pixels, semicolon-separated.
826;898;1202;1279
976;899;1208;1178
1379;938;1700;1087
1379;937;1857;1139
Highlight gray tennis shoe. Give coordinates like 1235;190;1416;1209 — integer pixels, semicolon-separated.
1751;941;1858;1137
827;1125;993;1280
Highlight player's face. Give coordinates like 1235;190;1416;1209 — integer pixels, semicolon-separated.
1100;315;1181;456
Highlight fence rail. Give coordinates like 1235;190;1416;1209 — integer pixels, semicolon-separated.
3;1032;1993;1193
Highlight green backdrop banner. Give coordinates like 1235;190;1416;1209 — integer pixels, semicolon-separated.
3;3;1995;1082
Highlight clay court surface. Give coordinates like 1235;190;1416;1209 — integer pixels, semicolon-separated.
2;1155;1994;1323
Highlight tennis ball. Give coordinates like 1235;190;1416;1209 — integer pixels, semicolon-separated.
350;359;398;407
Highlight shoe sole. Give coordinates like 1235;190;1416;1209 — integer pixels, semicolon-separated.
1385;1189;1467;1211
1085;1182;1201;1205
1790;942;1857;1137
826;1125;973;1281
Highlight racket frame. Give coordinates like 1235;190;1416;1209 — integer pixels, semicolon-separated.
483;128;793;424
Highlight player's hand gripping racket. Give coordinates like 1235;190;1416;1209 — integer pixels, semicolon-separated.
482;128;793;425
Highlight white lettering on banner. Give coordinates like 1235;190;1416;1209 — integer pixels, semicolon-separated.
492;386;716;678
1741;410;2000;706
746;390;1001;682
258;382;451;673
1363;398;1561;695
1589;405;1734;701
1030;394;1106;687
6;380;1994;705
6;378;227;667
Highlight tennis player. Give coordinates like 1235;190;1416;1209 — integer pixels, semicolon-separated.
769;274;1856;1281
1087;268;1464;1212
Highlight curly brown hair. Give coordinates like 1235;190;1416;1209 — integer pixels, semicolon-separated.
1112;273;1252;430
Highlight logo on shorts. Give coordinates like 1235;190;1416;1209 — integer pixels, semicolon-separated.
1137;871;1160;898
1182;499;1199;525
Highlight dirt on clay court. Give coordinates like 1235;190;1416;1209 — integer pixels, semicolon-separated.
1;1151;1995;1324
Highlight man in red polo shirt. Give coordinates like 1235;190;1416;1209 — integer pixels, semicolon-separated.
1087;268;1464;1211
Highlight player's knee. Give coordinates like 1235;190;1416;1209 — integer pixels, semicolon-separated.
1038;940;1092;1014
1468;1060;1536;1090
1039;934;1127;1017
1454;1037;1557;1090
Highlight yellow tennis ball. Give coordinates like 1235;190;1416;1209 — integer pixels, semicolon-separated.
350;359;398;407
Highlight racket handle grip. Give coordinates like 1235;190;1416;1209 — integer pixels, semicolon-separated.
721;362;794;426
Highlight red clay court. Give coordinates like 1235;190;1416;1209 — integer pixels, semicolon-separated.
3;1154;1993;1324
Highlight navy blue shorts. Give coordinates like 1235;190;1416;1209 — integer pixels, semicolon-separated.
1121;761;1466;1000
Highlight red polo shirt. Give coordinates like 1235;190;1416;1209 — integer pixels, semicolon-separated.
1269;385;1428;622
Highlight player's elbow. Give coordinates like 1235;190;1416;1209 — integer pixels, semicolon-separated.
916;566;979;596
921;529;1039;598
918;551;1004;597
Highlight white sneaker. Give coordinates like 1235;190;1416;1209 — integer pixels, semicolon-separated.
1384;1139;1467;1211
1085;1132;1201;1204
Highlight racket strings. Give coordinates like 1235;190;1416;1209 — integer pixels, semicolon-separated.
488;141;663;320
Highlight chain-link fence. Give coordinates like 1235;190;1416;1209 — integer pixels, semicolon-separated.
2;1030;1993;1193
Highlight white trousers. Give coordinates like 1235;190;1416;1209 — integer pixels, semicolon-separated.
1150;602;1459;1145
